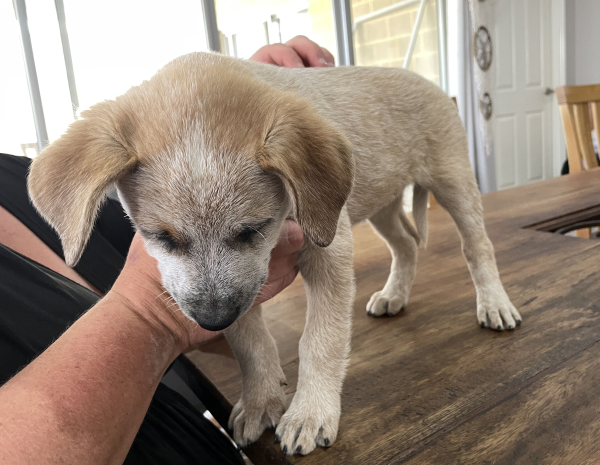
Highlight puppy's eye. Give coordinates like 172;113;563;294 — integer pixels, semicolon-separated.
237;226;259;244
156;230;180;251
139;228;186;252
235;220;272;245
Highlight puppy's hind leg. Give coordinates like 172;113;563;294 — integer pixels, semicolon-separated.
429;165;522;331
366;194;419;317
225;305;287;447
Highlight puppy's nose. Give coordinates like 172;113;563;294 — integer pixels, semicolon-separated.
191;295;243;331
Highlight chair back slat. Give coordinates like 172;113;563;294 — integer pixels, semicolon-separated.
559;104;584;172
573;103;599;169
556;84;600;105
591;101;600;161
556;84;600;174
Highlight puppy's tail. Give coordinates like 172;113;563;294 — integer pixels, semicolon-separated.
412;184;429;248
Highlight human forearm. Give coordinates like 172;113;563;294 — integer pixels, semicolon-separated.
0;291;184;465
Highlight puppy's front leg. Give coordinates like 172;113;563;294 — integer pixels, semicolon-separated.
225;305;287;447
276;210;355;456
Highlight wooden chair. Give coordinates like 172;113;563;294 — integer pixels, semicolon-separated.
556;84;600;238
556;84;600;174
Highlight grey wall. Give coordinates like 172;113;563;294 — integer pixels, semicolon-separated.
565;0;600;85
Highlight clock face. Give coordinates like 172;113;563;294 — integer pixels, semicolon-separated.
473;26;492;71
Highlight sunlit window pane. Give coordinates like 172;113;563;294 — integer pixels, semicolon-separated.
351;0;440;85
62;0;208;113
27;0;75;144
0;2;37;156
215;0;338;63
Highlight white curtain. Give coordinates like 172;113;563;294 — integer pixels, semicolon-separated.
448;0;496;193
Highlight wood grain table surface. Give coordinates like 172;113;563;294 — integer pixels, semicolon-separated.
187;169;600;465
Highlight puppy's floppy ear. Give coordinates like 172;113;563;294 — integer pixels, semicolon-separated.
28;104;137;266
257;97;354;247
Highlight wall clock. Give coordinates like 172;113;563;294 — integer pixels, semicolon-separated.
473;26;492;71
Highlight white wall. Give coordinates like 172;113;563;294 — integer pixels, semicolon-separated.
565;0;600;85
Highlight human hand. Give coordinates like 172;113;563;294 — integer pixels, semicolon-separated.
111;220;304;349
250;35;335;68
253;219;304;306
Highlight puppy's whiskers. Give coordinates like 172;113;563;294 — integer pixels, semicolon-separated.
155;289;170;302
165;300;179;312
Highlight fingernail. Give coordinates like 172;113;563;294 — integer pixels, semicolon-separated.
318;57;328;66
295;61;304;68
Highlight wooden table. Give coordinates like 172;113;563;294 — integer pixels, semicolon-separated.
186;169;600;464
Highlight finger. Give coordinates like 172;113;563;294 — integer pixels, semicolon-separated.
320;47;336;67
267;253;297;283
254;266;300;306
249;44;304;68
270;220;304;258
285;35;335;67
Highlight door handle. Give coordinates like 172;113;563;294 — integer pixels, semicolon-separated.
545;87;555;95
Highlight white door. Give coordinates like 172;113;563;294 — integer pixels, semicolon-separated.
492;0;556;189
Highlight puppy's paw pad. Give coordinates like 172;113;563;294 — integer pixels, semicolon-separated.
229;392;285;447
366;290;405;317
275;404;338;455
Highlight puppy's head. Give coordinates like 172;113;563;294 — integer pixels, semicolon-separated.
28;54;353;331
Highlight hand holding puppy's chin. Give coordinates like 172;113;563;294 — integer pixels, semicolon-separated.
110;233;218;352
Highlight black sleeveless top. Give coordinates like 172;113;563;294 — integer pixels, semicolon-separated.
0;153;243;465
0;153;134;293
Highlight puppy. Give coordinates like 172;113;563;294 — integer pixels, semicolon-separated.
28;52;521;456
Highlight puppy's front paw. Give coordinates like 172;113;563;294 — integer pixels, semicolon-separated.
366;289;407;317
477;292;522;331
228;386;286;447
275;393;340;455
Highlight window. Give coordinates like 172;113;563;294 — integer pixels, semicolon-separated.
215;0;338;62
0;1;38;156
62;0;209;113
7;0;448;159
352;0;441;85
5;0;210;158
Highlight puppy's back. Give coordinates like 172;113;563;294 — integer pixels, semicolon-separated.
241;58;464;223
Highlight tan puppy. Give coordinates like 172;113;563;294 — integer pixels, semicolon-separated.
28;52;521;456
